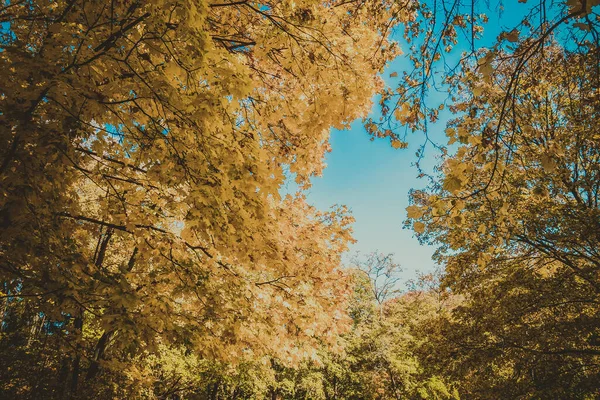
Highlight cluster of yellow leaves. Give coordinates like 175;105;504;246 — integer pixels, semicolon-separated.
410;50;596;265
405;42;600;398
0;0;415;392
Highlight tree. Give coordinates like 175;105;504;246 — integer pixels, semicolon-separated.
408;43;600;398
351;251;402;306
0;0;417;397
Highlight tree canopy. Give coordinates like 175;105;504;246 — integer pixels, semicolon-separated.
404;1;600;398
0;0;415;396
2;0;600;398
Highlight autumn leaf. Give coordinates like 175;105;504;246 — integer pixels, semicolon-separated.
443;175;463;193
413;221;426;234
505;29;520;42
391;139;408;149
406;205;424;219
540;153;557;172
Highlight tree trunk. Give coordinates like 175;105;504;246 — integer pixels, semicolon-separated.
209;380;220;400
86;329;114;379
69;311;84;397
85;246;136;379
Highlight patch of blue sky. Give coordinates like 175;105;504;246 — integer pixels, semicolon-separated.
0;21;15;50
104;123;126;143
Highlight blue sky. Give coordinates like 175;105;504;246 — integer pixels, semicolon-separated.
295;119;443;280
285;2;538;281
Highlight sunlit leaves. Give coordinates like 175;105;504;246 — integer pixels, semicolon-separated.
0;0;413;396
407;44;600;398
